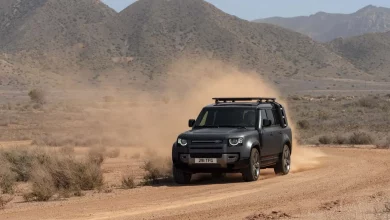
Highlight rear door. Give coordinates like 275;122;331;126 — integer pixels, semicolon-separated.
266;109;283;156
259;109;274;157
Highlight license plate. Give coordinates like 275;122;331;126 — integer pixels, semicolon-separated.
195;158;217;164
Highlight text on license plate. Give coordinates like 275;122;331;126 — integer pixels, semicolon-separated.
195;158;217;164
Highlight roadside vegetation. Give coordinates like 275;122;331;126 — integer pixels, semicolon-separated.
0;147;104;202
288;94;390;145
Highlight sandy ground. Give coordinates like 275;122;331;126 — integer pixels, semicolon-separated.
1;146;389;220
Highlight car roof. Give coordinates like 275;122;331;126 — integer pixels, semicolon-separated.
205;102;274;108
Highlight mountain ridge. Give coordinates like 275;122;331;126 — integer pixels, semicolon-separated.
255;5;390;42
0;0;384;90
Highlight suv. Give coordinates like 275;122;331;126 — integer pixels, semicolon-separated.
171;97;292;184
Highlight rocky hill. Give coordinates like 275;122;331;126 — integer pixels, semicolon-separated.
256;5;390;42
0;0;379;90
116;0;363;80
328;31;390;78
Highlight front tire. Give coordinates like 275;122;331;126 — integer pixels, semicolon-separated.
242;148;261;182
274;145;291;175
173;166;192;184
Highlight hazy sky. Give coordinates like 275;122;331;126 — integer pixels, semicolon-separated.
102;0;390;20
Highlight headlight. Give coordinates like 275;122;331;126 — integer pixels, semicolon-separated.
178;138;188;146
229;138;243;146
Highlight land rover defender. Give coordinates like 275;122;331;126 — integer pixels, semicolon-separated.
171;97;292;184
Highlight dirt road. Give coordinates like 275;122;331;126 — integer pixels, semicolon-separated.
2;147;390;220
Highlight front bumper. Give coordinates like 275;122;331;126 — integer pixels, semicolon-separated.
180;153;239;166
173;152;250;173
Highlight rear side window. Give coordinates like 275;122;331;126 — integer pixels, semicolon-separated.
260;110;267;120
265;109;275;125
272;109;281;125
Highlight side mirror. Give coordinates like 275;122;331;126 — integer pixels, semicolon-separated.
188;119;196;127
262;119;272;127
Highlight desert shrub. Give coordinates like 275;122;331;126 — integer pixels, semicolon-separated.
25;166;56;202
141;158;172;185
0;165;16;194
59;146;75;155
0;194;13;209
121;175;136;189
87;147;106;165
376;137;390;149
72;161;104;190
1;148;38;181
1;147;104;201
317;111;330;120
131;152;141;159
28;89;46;104
357;97;376;108
106;148;120;158
290;95;301;101
348;132;374;145
319;135;333;145
297;120;310;130
334;135;348;145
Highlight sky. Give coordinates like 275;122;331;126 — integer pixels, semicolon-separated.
102;0;390;20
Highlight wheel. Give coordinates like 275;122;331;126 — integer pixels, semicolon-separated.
211;172;226;179
274;145;291;175
173;165;192;184
242;148;261;182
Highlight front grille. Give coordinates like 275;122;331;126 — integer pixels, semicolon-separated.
191;140;224;145
190;153;223;158
190;147;223;150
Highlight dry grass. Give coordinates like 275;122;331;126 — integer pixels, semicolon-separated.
0;194;13;209
297;120;310;130
376;137;390;149
348;132;374;145
141;158;172;185
106;148;120;159
318;132;374;145
0;147;104;202
289;95;390;144
319;136;333;145
121;175;136;189
88;147;106;166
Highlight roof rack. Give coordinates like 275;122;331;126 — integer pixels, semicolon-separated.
213;97;276;104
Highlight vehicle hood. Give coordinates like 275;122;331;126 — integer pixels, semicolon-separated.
179;127;256;139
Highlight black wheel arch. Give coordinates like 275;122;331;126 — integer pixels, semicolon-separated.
251;143;261;156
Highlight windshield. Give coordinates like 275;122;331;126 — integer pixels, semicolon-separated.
194;108;256;128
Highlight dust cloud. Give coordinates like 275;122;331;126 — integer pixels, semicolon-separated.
49;59;324;173
119;59;325;172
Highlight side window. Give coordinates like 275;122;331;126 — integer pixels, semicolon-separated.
265;109;275;125
272;109;281;125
